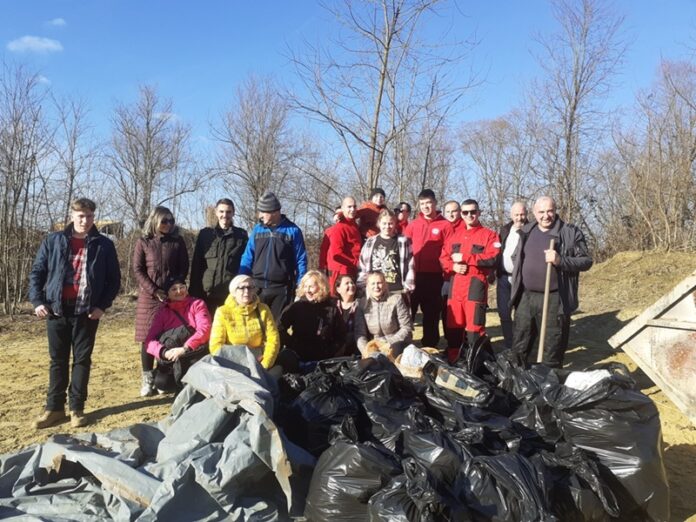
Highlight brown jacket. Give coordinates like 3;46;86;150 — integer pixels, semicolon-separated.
133;233;189;341
355;293;412;355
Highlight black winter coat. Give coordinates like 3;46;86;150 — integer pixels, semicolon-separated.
189;225;248;305
279;298;346;361
510;218;592;315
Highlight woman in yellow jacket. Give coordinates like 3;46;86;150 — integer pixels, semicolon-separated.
209;275;280;369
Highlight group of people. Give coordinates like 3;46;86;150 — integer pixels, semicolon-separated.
28;188;592;429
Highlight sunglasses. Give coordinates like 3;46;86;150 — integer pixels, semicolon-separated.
236;285;255;292
161;218;175;225
461;210;479;216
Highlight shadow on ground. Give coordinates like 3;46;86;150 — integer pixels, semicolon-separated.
664;443;696;521
89;396;172;422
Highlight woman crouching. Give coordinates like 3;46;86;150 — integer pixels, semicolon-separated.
209;275;280;369
355;271;413;357
144;277;211;392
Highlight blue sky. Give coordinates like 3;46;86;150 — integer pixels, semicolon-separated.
1;1;695;142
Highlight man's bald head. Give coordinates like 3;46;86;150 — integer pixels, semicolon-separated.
533;196;557;231
341;196;357;220
510;201;528;229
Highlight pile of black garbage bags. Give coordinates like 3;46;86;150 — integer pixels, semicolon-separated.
0;345;670;521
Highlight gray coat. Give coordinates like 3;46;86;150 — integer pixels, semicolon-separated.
510;217;592;315
355;293;413;354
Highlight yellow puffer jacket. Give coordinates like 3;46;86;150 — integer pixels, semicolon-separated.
209;294;280;369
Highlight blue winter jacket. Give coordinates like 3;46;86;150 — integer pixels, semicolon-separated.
239;215;308;289
29;224;121;316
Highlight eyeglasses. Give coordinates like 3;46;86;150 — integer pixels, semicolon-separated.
461;210;478;216
161;218;175;225
236;285;255;292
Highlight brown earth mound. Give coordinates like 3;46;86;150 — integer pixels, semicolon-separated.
1;250;696;520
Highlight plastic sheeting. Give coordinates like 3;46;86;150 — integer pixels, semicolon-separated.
0;346;315;521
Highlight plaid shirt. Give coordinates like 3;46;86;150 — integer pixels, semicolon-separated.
65;237;91;314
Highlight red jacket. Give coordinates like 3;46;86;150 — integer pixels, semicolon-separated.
356;202;385;238
440;223;500;300
319;216;362;276
404;212;447;273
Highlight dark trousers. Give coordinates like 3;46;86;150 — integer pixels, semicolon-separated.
410;272;443;347
496;275;514;349
511;290;570;368
259;285;293;321
141;343;154;371
46;310;100;411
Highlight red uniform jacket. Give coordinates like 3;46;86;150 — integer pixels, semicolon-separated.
356;202;385;238
440;223;500;303
404;212;447;273
319;216;362;277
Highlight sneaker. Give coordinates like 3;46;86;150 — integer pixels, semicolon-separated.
140;371;156;397
33;410;67;429
70;410;87;428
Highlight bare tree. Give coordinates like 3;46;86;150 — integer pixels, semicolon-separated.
212;76;308;228
50;95;98;225
0;62;53;313
533;0;626;224
289;0;472;197
105;85;200;228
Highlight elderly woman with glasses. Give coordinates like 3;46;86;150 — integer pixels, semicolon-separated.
134;206;189;397
209;274;280;369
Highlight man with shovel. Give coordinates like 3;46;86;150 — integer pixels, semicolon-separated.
510;196;592;368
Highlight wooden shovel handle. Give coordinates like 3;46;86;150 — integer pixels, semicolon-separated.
537;238;556;363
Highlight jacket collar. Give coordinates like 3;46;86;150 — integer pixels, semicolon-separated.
63;223;100;239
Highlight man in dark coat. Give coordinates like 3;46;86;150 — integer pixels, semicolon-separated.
190;198;248;314
510;196;592;368
29;198;121;429
496;201;528;348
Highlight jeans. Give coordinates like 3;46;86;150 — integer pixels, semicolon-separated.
45;308;100;411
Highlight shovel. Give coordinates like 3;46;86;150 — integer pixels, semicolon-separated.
537;238;556;364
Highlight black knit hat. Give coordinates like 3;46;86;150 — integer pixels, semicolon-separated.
258;190;281;212
370;187;386;198
163;275;186;293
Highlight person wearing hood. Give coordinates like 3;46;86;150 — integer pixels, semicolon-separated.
239;191;308;320
404;189;447;347
145;276;211;392
209;274;279;369
133;206;189;397
319;196;362;296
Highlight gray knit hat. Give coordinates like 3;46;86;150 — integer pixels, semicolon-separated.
258;191;281;212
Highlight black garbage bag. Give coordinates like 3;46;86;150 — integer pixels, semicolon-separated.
533;443;620;522
282;373;365;456
343;354;423;400
367;458;471;521
304;440;402;521
421;362;494;430
454;452;557;522
401;414;466;487
543;363;669;522
360;398;425;453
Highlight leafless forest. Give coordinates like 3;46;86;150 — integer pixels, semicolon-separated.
2;0;696;314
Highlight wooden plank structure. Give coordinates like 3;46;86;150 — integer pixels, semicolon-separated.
608;271;696;426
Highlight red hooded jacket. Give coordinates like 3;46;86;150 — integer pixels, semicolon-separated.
319;216;362;277
404;212;447;273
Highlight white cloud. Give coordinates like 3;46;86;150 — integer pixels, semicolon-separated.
38;75;51;85
6;35;63;53
46;18;66;27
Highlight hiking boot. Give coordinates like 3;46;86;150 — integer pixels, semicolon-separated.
70;410;87;428
140;371;156;397
33;410;67;429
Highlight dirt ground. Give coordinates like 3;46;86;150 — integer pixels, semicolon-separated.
1;250;696;521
